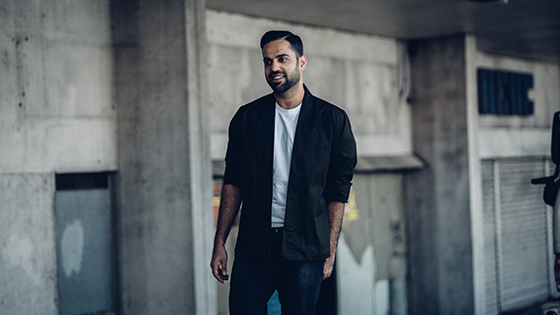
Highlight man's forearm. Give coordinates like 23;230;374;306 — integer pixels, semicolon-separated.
327;201;345;256
214;184;242;246
211;184;242;283
323;201;345;280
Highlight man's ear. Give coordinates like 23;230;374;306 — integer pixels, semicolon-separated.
299;55;307;71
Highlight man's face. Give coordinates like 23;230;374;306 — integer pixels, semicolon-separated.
262;39;305;94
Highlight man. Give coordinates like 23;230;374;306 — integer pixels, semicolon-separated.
210;30;357;315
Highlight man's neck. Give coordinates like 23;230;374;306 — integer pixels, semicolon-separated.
274;83;305;109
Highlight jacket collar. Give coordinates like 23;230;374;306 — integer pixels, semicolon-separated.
270;84;313;109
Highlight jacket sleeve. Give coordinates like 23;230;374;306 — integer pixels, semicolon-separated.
324;109;357;203
223;109;244;188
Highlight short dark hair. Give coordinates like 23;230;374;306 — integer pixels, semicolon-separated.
260;30;304;57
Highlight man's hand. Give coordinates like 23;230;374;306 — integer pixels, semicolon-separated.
210;244;230;283
323;254;335;281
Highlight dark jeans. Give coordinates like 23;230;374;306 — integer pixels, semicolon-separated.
229;228;324;315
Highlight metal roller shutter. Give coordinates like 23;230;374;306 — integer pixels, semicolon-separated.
482;159;553;314
482;161;499;315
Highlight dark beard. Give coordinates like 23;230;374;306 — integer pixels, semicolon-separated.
267;70;300;94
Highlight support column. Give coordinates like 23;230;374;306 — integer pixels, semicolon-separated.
185;0;216;314
112;0;213;313
405;34;475;315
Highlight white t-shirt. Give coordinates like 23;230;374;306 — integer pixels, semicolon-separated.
271;102;302;228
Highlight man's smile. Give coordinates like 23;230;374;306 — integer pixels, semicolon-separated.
270;72;285;83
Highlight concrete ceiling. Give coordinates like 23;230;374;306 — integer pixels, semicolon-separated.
206;0;560;63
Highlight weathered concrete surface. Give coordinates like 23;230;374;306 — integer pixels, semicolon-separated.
113;0;212;314
0;0;116;173
206;10;413;159
0;0;115;313
468;42;560;159
337;173;407;315
405;35;474;315
0;173;58;314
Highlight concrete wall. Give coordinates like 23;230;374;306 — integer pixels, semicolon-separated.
206;10;412;160
1;0;214;314
3;1;555;314
0;0;116;174
468;38;560;159
465;35;560;314
404;34;560;315
0;0;114;313
337;173;407;315
0;174;58;314
405;35;474;315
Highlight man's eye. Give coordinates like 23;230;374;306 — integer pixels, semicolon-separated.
279;58;286;62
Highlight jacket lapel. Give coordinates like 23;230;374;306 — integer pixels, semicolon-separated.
290;86;315;181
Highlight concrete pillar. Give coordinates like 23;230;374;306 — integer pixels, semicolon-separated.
112;0;213;314
405;35;474;314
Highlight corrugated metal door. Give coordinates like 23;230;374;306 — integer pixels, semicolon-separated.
482;159;554;314
482;161;499;315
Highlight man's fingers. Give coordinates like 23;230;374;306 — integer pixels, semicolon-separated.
211;245;229;283
218;265;230;282
211;262;223;283
323;269;332;281
220;266;229;280
323;257;334;281
211;258;229;283
220;264;229;277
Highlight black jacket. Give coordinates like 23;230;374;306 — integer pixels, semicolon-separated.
223;86;357;261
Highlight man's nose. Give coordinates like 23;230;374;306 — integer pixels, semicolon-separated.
271;60;281;72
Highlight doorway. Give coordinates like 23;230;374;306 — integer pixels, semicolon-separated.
55;172;118;315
